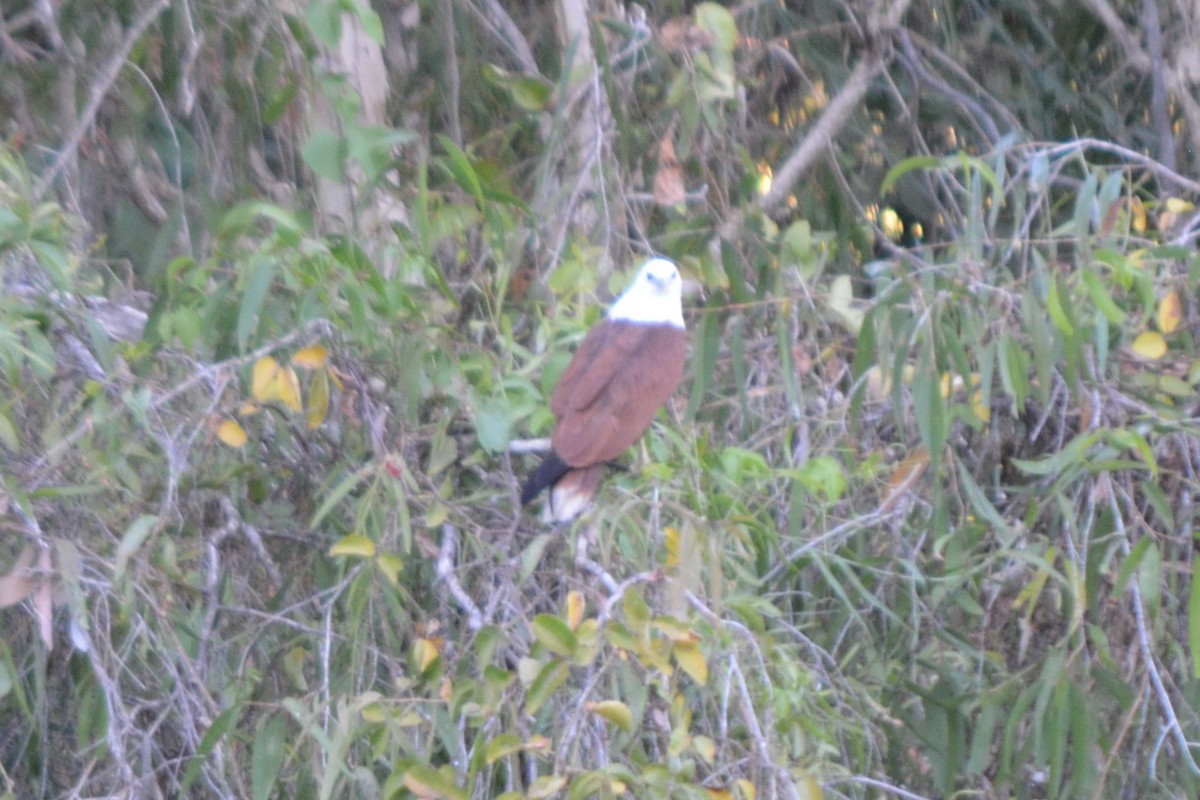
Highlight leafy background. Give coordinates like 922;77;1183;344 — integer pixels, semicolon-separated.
2;0;1200;798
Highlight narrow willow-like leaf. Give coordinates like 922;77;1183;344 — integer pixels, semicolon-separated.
252;713;287;800
684;306;718;421
1046;675;1069;798
180;704;241;795
1080;269;1127;324
114;515;158;581
237;258;276;352
912;346;946;468
955;457;1011;539
879;155;943;195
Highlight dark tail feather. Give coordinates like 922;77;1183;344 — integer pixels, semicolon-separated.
521;451;571;505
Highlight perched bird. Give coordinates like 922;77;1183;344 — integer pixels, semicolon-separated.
521;257;687;521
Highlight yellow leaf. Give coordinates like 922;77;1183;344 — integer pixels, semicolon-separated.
527;776;567;800
971;387;991;423
217;419;248;447
361;703;386;723
566;590;585;630
237;401;260;417
664;526;681;569
1129;195;1147;233
587;699;634;732
1158;290;1183;334
307;368;330;429
796;775;823;800
291;344;329;369
693;734;717;763
1166;197;1195;214
276;365;302;412
414;637;441;672
1131;331;1168;360
674;641;709;685
329;534;376;558
707;790;733;800
734;778;757;800
251;356;279;401
376;553;404;586
252;356;302;412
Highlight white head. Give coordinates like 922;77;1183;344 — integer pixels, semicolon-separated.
606;257;685;328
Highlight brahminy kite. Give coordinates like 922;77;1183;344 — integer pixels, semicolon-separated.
521;257;687;522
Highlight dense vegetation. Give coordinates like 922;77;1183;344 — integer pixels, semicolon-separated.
3;0;1200;797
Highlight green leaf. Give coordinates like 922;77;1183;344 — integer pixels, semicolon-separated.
237;258;276;352
252;713;287;800
531;614;578;657
180;704;241;795
301;129;347;181
791;455;848;503
310;463;374;527
475;397;514;453
485;733;525;764
114;515;158;581
1046;273;1075;335
1080;269;1127;324
402;764;465;800
955;456;1012;539
528;776;568;800
526;660;569;716
684;305;719;421
880;156;943;195
912;347;946;462
1189;551;1200;678
436;135;483;202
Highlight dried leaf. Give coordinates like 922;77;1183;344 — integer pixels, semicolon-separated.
0;545;36;609
653;134;685;206
34;546;53;651
881;448;930;514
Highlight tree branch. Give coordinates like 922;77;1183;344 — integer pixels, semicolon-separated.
33;0;170;201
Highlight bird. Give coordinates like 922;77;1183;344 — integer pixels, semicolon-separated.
521;257;687;522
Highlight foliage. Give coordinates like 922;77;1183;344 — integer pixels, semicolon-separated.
3;0;1200;799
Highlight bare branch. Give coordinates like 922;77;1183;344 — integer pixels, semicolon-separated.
33;0;170;201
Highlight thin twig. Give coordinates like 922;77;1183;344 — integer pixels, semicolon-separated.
1111;486;1200;777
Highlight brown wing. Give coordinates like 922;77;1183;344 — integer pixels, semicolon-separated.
550;322;686;467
